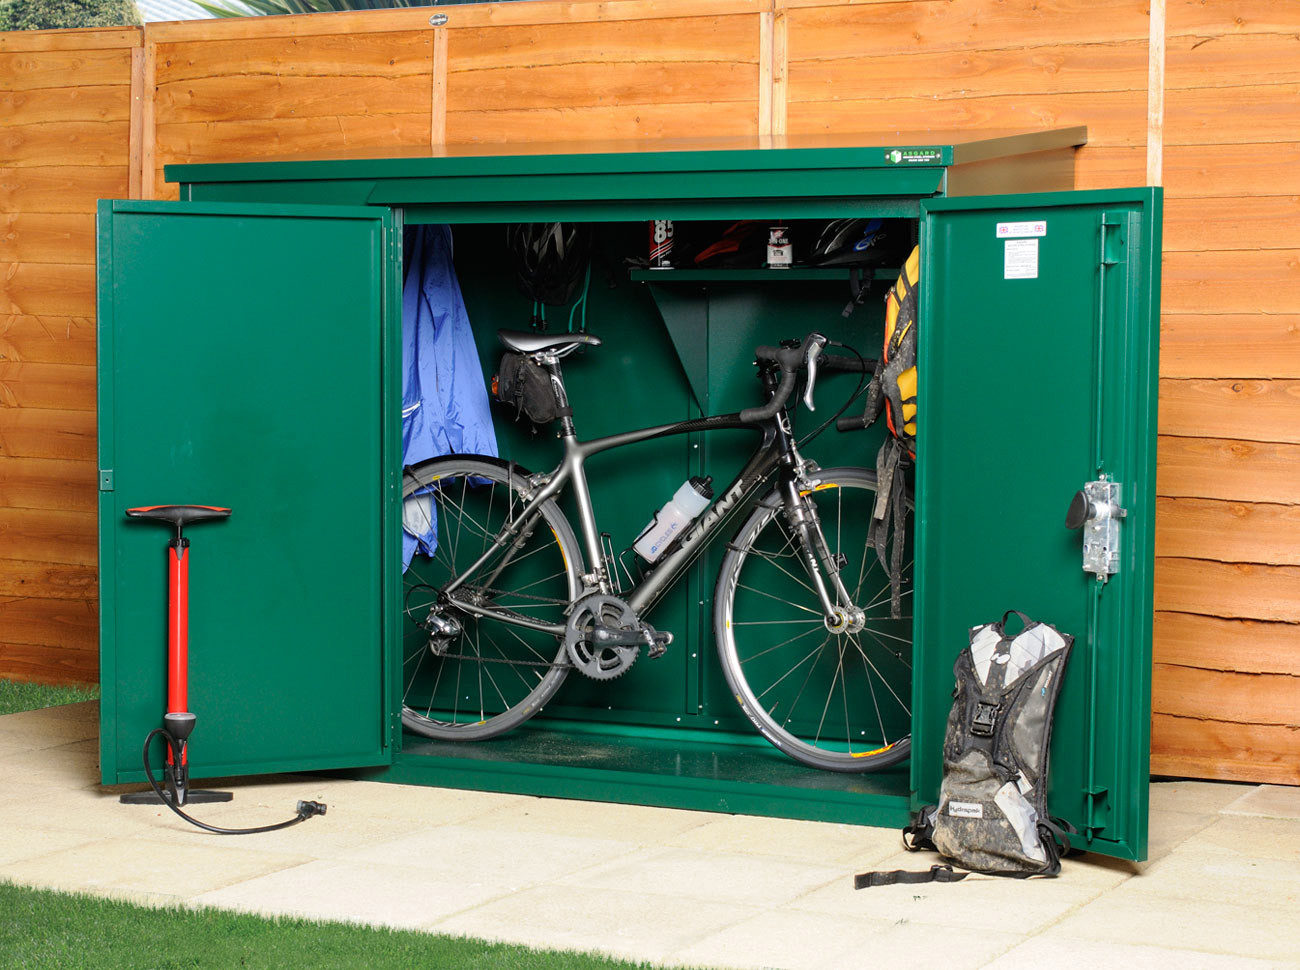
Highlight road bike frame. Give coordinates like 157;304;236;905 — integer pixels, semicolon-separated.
436;354;857;637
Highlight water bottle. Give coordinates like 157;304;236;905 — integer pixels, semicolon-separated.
634;476;714;563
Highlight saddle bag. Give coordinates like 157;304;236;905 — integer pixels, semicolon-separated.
492;352;560;427
857;611;1075;888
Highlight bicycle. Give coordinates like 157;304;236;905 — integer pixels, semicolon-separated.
400;330;912;772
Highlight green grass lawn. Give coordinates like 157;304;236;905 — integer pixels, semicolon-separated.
0;679;98;716
0;681;701;970
0;883;677;970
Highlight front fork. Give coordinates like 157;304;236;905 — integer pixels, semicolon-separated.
779;473;862;633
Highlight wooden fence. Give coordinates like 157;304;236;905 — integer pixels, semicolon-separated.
1;0;1296;785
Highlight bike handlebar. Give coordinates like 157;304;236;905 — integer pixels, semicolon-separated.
739;333;876;424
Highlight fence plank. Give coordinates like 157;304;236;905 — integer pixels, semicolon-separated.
450;14;759;68
1155;557;1300;622
0;167;127;214
1;86;131;127
1163;143;1300;199
155;31;434;84
1154;611;1300;676
0;407;95;461
1166;30;1300;88
1159;379;1300;444
1;594;96;651
1165;83;1300;146
0;263;95;317
0;47;134;92
1152;714;1300;786
446;102;759;144
788;41;1148;103
1162;249;1300;316
784;0;1151;58
786;91;1145;147
0;458;97;513
0;558;97;601
1160;314;1300;380
1157;436;1300;504
153;113;431;167
0;640;97;686
1164;197;1300;253
0;364;96;412
0;214;96;265
0;122;130;168
1167;0;1300;37
0;27;141;53
1154;663;1300;726
1155;496;1300;566
0;508;96;567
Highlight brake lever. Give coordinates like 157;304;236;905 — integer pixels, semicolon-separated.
802;334;827;411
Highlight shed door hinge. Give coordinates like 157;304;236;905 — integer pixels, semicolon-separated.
1065;476;1125;582
99;469;114;491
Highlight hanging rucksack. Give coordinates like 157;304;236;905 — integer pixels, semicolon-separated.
853;245;919;618
855;611;1076;887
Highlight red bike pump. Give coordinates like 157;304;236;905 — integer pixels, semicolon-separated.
120;504;326;834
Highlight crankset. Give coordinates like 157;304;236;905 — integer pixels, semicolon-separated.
565;593;672;681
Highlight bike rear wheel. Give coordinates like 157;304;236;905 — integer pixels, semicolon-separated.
714;466;912;772
401;456;583;741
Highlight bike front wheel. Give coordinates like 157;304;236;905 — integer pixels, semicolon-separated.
401;456;584;741
714;466;912;772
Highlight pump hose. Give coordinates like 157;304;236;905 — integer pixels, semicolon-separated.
141;728;326;835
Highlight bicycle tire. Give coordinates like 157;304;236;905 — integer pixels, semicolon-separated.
714;466;913;772
401;456;584;741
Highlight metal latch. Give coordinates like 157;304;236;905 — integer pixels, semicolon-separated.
1065;477;1126;581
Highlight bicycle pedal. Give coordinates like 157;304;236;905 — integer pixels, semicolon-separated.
647;630;673;659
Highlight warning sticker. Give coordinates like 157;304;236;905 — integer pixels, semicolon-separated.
1004;238;1039;280
996;220;1047;238
948;801;984;819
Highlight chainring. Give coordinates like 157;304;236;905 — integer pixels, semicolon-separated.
565;593;640;680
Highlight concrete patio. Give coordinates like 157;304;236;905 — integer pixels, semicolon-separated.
1;700;1297;969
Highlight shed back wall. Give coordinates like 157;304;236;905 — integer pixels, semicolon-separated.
1;0;1296;786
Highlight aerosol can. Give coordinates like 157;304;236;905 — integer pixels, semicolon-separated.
634;476;714;563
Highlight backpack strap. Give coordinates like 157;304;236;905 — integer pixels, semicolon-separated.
869;438;910;619
855;865;967;889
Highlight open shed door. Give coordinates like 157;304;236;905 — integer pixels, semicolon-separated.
97;201;400;784
914;188;1161;861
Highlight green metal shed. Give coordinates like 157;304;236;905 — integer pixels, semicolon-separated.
97;129;1160;861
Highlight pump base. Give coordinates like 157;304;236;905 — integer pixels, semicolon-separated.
120;789;234;806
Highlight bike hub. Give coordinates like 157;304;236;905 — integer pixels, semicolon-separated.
824;607;866;635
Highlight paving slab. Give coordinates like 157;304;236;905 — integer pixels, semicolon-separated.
4;702;1300;970
192;857;516;930
1048;892;1300;963
1223;785;1300;820
1149;780;1258;815
1118;843;1300;905
668;813;899;869
336;822;644;892
429;883;760;965
553;844;846;910
981;936;1296;970
1;836;310;898
789;848;1106;934
1181;814;1300;863
463;791;717;846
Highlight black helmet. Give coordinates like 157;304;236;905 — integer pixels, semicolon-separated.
506;223;593;305
806;218;889;267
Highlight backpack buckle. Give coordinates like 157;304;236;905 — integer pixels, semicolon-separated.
971;701;999;736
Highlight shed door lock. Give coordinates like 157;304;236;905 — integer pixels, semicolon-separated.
1065;477;1125;581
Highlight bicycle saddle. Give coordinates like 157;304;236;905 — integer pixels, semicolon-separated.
126;505;232;527
498;329;602;355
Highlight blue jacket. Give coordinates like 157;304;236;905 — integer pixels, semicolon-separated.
402;225;498;566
